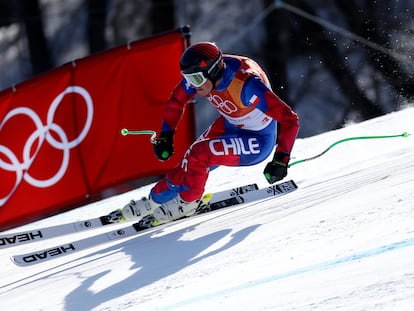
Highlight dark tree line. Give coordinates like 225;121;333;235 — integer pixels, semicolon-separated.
1;0;412;136
0;0;175;75
0;0;51;75
263;0;413;131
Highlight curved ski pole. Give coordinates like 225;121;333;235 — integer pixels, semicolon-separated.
289;131;410;167
120;128;157;143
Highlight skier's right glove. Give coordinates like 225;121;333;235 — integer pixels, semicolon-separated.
153;130;174;161
263;152;290;184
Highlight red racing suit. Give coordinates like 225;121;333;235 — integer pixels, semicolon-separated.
151;55;299;203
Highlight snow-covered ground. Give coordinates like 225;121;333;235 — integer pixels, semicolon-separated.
1;107;414;311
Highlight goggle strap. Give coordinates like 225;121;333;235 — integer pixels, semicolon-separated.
207;54;222;75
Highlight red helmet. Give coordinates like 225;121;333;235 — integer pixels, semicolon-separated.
180;42;224;86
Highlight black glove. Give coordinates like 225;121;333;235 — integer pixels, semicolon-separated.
263;152;290;184
153;131;174;161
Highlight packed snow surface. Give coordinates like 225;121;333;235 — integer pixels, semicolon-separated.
1;107;414;311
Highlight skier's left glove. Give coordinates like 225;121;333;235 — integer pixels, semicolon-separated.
153;131;174;161
263;152;290;184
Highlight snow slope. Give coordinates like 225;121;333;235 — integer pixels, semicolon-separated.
1;107;414;311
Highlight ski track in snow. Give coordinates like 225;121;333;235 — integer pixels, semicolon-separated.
1;108;414;310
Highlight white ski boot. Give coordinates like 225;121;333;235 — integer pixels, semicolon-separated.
152;195;202;225
121;196;159;220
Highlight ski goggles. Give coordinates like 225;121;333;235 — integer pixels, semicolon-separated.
182;72;207;87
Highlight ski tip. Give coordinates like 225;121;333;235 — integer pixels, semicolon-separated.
10;256;27;267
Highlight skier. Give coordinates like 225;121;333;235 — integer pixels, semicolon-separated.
123;41;299;225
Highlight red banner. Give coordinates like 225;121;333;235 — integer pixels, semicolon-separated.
0;29;194;231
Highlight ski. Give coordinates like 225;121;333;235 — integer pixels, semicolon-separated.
196;179;297;214
0;183;258;250
11;180;297;267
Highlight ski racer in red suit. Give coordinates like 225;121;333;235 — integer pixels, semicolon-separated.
122;42;299;225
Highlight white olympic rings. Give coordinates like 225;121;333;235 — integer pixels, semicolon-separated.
208;94;238;114
0;86;93;206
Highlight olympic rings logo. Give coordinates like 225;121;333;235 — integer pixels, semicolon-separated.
208;94;238;114
0;86;94;206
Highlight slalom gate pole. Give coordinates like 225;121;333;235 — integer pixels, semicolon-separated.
120;128;157;143
288;131;410;167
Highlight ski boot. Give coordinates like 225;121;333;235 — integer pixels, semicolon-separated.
130;196;196;231
121;196;158;220
133;194;212;230
152;195;203;225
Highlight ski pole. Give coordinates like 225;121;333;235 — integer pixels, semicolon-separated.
289;131;410;167
120;128;157;143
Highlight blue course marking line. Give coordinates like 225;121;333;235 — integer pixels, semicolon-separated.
154;237;414;310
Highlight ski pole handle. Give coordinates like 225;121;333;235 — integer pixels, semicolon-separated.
120;128;157;143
